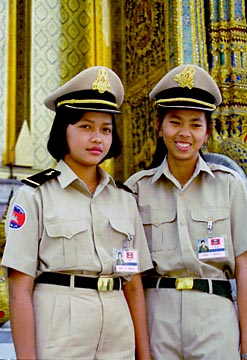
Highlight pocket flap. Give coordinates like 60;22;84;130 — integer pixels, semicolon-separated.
109;218;135;235
191;206;229;222
46;220;88;239
140;209;176;226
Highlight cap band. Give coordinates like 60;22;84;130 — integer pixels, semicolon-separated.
55;89;118;112
155;97;216;110
57;98;118;109
154;87;216;110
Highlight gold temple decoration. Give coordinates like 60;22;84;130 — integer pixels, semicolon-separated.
2;0;247;181
174;66;196;89
92;69;111;93
4;0;17;165
207;0;247;173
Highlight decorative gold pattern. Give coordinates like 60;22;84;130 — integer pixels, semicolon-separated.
174;66;195;89
123;0;167;176
92;69;111;93
207;0;247;173
2;0;247;181
4;0;17;166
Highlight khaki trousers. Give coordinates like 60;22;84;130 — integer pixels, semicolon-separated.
146;288;240;360
33;283;135;360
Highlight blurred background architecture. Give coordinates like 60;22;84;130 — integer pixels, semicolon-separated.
1;1;247;195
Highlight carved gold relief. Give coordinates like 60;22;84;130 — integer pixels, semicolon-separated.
207;0;247;172
4;0;17;166
3;0;247;180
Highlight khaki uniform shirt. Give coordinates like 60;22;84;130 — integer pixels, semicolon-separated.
3;160;153;279
126;156;247;279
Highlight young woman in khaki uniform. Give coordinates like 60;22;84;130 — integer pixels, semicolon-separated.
126;64;247;359
2;67;153;360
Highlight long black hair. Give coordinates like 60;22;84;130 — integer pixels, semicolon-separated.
47;107;122;162
148;107;212;169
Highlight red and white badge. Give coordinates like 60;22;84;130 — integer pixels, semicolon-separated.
9;204;27;229
114;248;139;273
198;236;226;259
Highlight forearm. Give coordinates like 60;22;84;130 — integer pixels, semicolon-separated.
236;252;247;354
123;274;151;360
9;271;36;359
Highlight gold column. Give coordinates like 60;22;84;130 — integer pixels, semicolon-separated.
3;1;17;165
95;0;114;176
95;0;112;65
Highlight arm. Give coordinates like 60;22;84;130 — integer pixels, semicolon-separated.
123;273;152;360
235;251;247;355
8;268;36;360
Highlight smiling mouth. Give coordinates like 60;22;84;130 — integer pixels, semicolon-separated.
175;142;191;151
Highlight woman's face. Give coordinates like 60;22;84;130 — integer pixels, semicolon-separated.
64;111;113;170
158;108;208;165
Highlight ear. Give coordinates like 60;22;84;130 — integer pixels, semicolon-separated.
155;117;163;137
203;132;209;144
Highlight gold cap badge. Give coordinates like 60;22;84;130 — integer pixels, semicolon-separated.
174;65;195;89
92;68;111;94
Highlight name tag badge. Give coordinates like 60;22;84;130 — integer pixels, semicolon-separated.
198;236;226;259
114;248;139;273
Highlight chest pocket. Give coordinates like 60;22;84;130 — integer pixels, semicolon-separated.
108;218;135;250
140;209;177;252
45;219;93;267
190;206;229;250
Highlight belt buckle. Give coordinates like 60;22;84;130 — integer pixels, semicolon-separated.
175;277;194;290
97;277;114;292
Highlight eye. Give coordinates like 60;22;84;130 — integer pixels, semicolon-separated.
79;123;90;129
169;120;180;125
192;123;203;128
103;127;112;133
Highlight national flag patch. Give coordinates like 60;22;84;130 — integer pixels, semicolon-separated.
9;204;26;229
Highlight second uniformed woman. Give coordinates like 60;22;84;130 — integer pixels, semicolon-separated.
126;64;247;360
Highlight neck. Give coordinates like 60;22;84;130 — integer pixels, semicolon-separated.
64;158;99;192
167;156;198;186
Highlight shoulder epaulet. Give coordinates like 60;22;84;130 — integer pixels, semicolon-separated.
21;168;61;188
115;180;137;195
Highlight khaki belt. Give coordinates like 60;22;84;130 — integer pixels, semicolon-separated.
35;272;122;292
142;276;233;301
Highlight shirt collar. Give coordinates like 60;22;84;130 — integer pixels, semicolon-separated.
55;160;116;190
152;154;215;185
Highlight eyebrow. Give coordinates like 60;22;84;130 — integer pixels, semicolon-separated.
169;114;204;122
79;118;113;125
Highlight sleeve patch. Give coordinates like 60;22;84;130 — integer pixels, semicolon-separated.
9;204;27;230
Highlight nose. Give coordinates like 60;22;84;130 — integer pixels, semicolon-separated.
91;130;102;143
178;125;191;137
